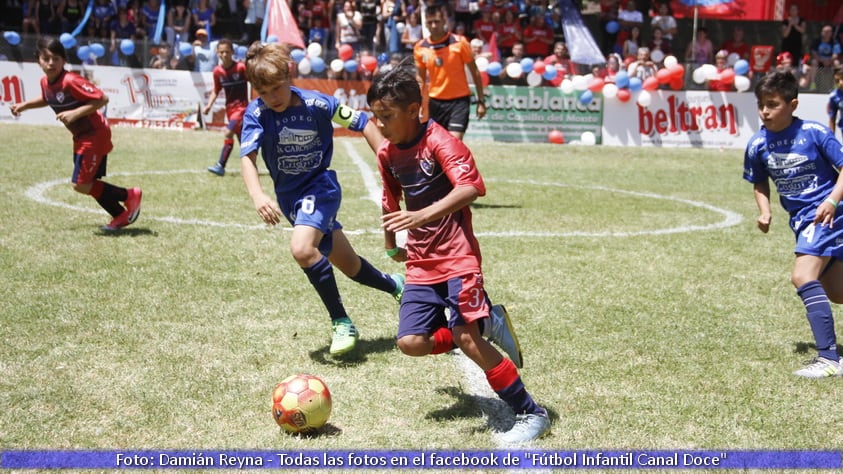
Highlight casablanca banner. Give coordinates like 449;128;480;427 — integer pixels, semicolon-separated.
465;85;603;144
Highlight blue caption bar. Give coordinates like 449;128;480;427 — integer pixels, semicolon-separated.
1;450;840;469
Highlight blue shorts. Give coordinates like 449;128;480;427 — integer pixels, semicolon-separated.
397;273;490;339
277;170;344;256
793;213;843;258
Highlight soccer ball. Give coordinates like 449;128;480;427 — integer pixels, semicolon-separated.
271;374;332;433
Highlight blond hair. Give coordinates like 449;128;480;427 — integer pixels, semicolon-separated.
245;42;292;90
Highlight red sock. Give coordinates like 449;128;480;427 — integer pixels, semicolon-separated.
485;357;519;392
431;327;454;354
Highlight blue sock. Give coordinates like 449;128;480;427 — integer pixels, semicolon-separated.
350;257;396;294
797;280;838;362
303;256;348;322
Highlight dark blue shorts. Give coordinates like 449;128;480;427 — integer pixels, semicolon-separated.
397;273;490;339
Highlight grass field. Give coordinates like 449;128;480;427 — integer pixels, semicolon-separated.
1;124;842;470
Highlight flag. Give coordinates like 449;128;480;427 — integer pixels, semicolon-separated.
557;0;604;66
484;32;499;62
263;0;305;48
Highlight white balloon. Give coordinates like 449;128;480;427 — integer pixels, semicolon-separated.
650;49;664;64
506;61;522;79
560;78;575;94
702;64;719;80
526;71;543;87
734;75;751;92
692;67;706;84
663;55;678;68
572;74;588;91
298;57;312;75
330;58;344;72
396;22;405;33
637;90;652;107
475;56;489;72
306;42;322;58
602;83;618;99
580;131;596;146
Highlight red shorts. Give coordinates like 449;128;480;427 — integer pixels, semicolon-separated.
72;151;108;185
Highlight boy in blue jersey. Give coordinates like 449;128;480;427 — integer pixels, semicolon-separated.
367;65;550;444
827;69;843;141
744;70;843;378
239;42;403;356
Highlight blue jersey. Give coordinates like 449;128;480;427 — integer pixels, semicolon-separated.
743;117;843;228
240;87;369;200
828;88;843;130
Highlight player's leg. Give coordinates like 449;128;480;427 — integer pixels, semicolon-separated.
447;275;550;443
208;120;239;176
290;224;357;355
73;152;141;230
791;252;842;377
327;229;403;300
821;258;843;304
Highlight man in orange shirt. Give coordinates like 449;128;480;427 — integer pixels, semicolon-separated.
414;6;486;141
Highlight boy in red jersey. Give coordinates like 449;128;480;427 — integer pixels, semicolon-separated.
10;36;142;231
205;38;249;176
366;65;551;444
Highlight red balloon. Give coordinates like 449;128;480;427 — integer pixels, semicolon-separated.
719;68;736;84
547;130;565;144
361;55;378;72
669;63;685;79
656;68;672;84
670;76;684;90
617;88;631;102
338;44;354;61
642;76;659;91
533;60;546;74
588;77;605;92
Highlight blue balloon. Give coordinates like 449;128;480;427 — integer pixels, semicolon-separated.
377;52;389;65
4;31;21;46
179;42;194;57
733;59;749;75
343;59;358;73
579;89;593;105
628;76;642;92
76;45;91;61
542;66;557;81
520;57;534;74
60;32;76;49
266;35;279;43
310;56;325;73
90;43;105;58
236;45;247;59
291;48;306;62
120;38;135;55
606;20;620;34
486;61;502;77
615;70;629;89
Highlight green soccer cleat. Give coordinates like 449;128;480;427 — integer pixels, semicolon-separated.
487;305;523;368
793;357;843;378
390;273;405;303
330;318;358;355
496;410;551;445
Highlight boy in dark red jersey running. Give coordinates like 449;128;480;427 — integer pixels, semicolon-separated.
367;65;551;444
10;36;142;231
205;38;249;176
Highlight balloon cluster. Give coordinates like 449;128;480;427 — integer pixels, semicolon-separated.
477;56;559;87
691;57;751;92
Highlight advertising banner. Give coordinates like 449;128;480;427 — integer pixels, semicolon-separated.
465;84;603;144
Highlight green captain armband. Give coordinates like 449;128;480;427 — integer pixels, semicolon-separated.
385;247;401;258
332;104;357;128
825;197;839;209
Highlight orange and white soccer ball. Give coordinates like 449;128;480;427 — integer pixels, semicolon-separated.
271;374;332;433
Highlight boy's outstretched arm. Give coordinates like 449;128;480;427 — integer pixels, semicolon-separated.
9;96;47;116
753;181;773;233
382;184;478;233
241;151;283;226
362;120;384;153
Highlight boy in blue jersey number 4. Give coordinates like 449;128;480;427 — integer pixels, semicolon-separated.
239;42;403;356
744;71;843;378
366;65;550;443
827;69;843;141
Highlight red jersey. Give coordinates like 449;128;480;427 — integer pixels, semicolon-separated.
377;120;486;285
523;23;554;57
472;18;497;42
41;70;112;155
212;60;249;120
